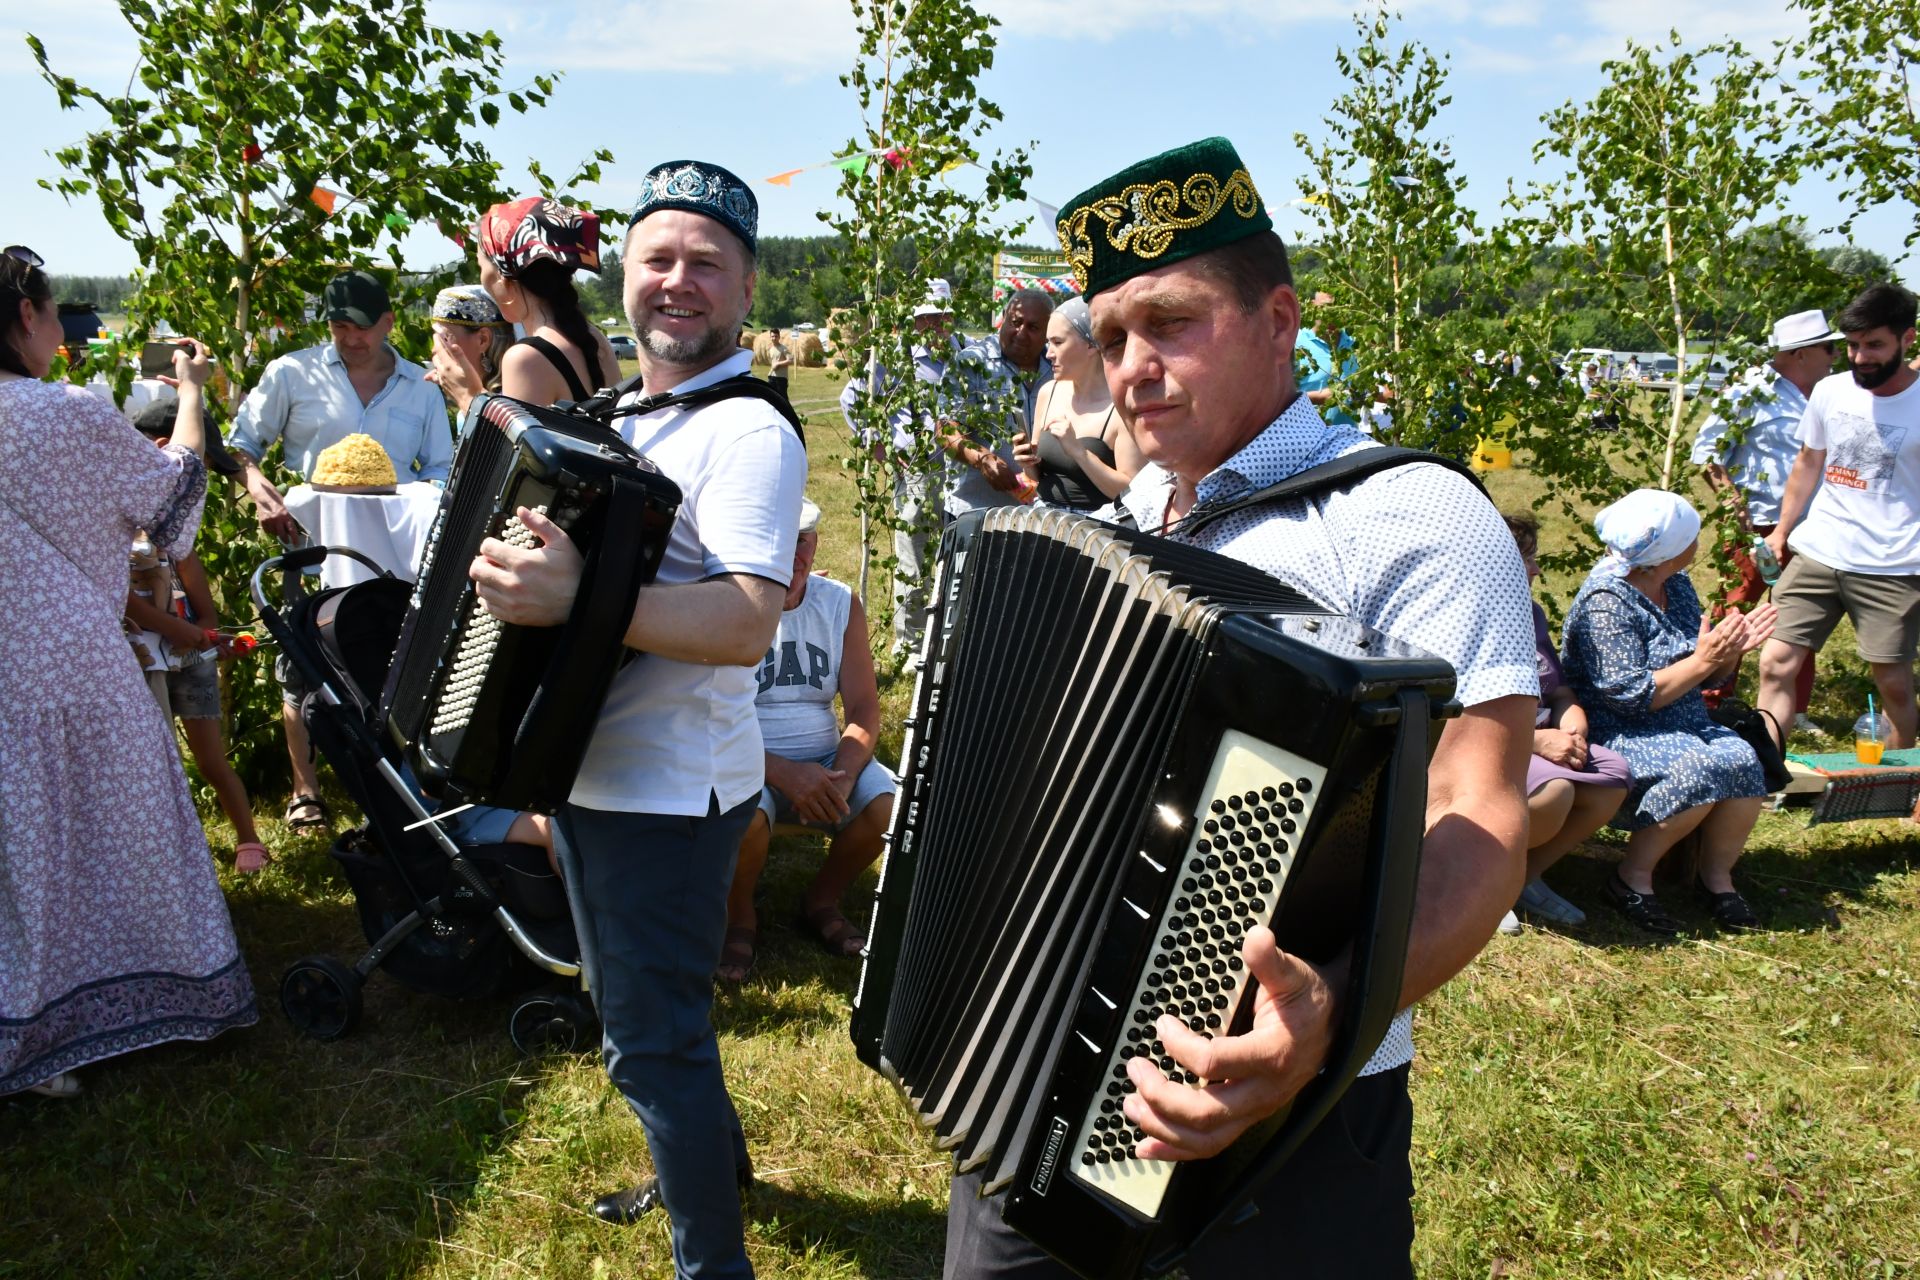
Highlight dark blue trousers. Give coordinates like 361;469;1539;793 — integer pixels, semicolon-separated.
555;794;758;1279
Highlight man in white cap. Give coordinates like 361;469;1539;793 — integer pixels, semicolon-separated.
1690;308;1838;719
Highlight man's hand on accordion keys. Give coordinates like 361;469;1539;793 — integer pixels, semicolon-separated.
470;506;584;627
1121;925;1342;1162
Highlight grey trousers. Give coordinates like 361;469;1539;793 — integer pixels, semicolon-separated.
554;794;759;1279
892;475;933;657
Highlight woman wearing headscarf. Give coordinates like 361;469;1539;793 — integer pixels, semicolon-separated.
432;198;616;412
425;284;514;408
1561;489;1777;934
1012;296;1141;510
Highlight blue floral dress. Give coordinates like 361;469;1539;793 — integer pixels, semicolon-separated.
1561;569;1764;831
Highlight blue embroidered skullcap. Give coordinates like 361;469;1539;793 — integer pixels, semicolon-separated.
629;160;759;255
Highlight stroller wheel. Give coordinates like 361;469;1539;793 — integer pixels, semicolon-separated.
280;955;364;1041
509;992;591;1056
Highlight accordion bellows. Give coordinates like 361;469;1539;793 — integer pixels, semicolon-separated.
311;432;399;488
852;506;1458;1278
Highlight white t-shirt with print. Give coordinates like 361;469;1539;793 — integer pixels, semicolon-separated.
568;350;809;815
1790;371;1920;574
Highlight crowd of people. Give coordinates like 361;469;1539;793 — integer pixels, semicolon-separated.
3;127;1919;1280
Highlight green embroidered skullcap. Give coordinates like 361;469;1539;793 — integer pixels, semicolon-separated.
1057;137;1271;298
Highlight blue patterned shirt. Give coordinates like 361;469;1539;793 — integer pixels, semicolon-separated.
1118;396;1540;1075
1689;367;1808;525
228;343;452;483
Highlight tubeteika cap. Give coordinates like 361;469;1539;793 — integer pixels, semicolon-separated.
1057;137;1272;299
430;284;504;328
629;160;758;255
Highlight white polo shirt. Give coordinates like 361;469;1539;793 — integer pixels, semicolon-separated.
568;350;809;815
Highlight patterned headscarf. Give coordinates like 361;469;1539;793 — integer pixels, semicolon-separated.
476;197;602;278
430;284;504;327
1056;296;1094;347
1592;489;1702;579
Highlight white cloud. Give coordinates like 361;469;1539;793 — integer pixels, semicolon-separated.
432;0;855;76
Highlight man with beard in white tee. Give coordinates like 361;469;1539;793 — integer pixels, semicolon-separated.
1760;282;1920;748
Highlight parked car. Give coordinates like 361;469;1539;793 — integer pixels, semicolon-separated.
606;333;638;360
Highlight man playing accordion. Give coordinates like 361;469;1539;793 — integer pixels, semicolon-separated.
943;138;1539;1279
469;159;807;1280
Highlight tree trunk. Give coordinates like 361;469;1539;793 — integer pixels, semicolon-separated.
1658;175;1688;491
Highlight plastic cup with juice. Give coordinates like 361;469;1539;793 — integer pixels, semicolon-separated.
1853;712;1890;764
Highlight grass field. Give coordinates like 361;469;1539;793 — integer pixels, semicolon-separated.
4;365;1917;1279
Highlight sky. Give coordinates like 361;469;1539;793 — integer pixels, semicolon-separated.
2;0;1907;280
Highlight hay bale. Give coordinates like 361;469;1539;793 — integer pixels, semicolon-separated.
748;330;825;367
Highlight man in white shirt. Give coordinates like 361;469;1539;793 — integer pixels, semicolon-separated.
1692;309;1838;716
470;159;806;1278
227;270;452;830
1760;283;1920;748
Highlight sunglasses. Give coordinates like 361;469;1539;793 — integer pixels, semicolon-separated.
3;245;45;270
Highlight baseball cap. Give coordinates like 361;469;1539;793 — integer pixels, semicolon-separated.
323;271;392;328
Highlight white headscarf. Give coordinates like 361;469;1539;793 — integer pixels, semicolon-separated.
1592;489;1701;579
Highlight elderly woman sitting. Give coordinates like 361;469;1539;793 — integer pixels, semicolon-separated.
1562;490;1778;935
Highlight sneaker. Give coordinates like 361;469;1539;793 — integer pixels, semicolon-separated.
1496;908;1522;936
1516;877;1587;927
1792;713;1817;736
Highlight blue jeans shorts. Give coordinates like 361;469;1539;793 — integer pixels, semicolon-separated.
758;754;897;832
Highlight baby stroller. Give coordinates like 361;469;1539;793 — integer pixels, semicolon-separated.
250;545;594;1054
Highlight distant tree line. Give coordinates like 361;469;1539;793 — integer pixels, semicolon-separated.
52;230;1897;349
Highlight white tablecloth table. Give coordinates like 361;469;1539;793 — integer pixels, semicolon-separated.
284;482;443;588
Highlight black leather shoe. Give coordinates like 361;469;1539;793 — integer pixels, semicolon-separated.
591;1165;754;1226
1604;873;1681;937
592;1178;662;1225
1696;879;1761;930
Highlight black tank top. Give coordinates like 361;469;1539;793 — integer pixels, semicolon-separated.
1034;388;1118;511
516;334;602;403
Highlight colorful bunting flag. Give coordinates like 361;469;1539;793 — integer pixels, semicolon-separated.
383;210;411;231
765;169;804;188
835;155;870;177
309;185;341;215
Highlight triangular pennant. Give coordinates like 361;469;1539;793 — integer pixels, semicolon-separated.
834;155;870;177
309;185;340;215
765;169;804;187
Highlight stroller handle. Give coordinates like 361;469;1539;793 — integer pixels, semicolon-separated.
249;545;397;613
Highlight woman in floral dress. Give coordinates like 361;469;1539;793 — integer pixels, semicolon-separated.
0;247;255;1098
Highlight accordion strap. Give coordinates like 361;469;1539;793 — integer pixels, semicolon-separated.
573;371;806;447
1168;445;1487;540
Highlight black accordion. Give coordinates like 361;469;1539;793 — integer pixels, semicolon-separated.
851;506;1459;1278
379;393;680;813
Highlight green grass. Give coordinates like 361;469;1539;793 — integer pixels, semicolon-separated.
5;375;1918;1278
